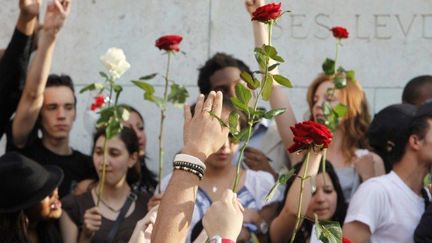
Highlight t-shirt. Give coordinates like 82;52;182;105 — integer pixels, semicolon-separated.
8;137;96;198
159;169;283;243
62;190;149;243
345;171;427;243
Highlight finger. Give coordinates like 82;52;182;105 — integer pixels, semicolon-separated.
235;198;245;213
202;91;216;114
212;91;223;117
194;94;205;115
183;104;192;123
220;189;235;203
53;0;65;14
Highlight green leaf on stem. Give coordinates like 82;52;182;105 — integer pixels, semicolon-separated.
273;74;293;88
240;71;260;90
254;47;269;71
97;107;114;127
139;73;158;80
251;107;266;120
264;168;295;202
263;45;285;63
346;70;356;80
334;72;347;89
132;80;155;94
315;217;342;243
268;63;280;72
209;111;228;128
79;82;104;93
230;96;250;113
228;112;239;131
322;58;335;75
106;118;122;140
99;72;109;79
235;83;252;105
264;108;286;119
262;74;274;101
113;84;123;93
333;104;348;117
168;83;189;106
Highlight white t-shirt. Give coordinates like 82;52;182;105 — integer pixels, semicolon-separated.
344;171;426;243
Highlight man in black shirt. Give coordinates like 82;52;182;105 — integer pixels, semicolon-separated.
8;0;96;198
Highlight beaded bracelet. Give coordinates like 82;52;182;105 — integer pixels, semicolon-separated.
174;154;206;170
173;160;205;180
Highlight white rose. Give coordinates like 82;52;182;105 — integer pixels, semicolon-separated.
100;48;131;80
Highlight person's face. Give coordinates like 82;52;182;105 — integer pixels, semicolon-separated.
25;188;62;221
209;67;242;97
305;173;338;220
93;136;137;187
126;111;146;156
206;109;239;168
312;81;340;122
40;86;76;140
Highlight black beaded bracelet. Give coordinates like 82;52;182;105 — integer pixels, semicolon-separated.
173;161;205;180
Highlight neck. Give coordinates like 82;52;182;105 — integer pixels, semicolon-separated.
97;180;131;200
42;135;71;155
204;163;235;179
393;153;429;195
328;129;343;151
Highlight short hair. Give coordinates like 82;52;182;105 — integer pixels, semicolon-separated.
402;75;432;106
46;74;77;105
197;53;252;95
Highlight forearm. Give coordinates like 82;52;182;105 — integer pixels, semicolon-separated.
16;13;37;36
12;31;57;146
151;170;199;242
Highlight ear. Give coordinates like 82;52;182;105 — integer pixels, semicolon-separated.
408;134;423;151
128;152;138;168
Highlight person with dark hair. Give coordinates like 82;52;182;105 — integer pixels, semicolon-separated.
60;126;150;243
7;0;96;198
270;152;347;243
344;102;432;243
0;152;63;243
367;104;418;173
402;75;432;106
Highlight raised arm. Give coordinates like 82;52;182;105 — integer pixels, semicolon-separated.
245;0;301;164
0;0;41;139
269;151;322;243
151;91;229;242
12;0;71;147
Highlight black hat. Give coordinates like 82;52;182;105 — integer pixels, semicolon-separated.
368;103;417;152
0;152;63;213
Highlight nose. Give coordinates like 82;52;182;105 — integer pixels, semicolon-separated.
219;138;231;152
57;106;66;120
314;189;326;202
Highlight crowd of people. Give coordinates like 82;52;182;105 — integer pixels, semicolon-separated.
0;0;431;242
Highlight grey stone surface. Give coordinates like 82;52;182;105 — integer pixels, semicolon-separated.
1;0;430;174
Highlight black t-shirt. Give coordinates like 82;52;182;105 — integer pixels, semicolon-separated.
8;136;96;198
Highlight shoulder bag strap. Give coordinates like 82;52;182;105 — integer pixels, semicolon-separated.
106;191;138;243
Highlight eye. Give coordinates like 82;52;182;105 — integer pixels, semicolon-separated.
65;104;74;110
46;104;57;111
323;186;334;194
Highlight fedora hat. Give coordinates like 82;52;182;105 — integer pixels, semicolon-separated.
0;152;63;213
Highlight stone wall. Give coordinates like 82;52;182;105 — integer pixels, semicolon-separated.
1;0;431;174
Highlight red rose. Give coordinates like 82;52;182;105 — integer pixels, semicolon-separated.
342;237;352;243
330;26;349;39
90;95;106;111
251;2;282;22
155;35;183;52
288;121;333;153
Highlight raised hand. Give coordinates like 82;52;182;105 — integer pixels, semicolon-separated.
43;0;71;36
19;0;41;19
244;0;265;16
183;91;229;162
243;147;276;177
353;153;376;181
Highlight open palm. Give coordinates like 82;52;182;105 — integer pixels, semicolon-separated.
43;0;71;33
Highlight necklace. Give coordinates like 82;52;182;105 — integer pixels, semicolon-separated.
99;198;121;213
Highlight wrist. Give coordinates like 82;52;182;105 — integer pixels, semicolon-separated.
181;145;208;162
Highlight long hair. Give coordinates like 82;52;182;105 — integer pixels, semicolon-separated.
0;211;29;243
93;126;140;186
280;161;347;243
306;73;371;161
119;104;158;192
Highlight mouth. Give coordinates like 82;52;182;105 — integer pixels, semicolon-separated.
49;200;62;210
314;207;329;215
55;125;68;130
215;153;230;161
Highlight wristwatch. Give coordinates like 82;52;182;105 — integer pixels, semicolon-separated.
209;235;235;243
259;221;269;234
